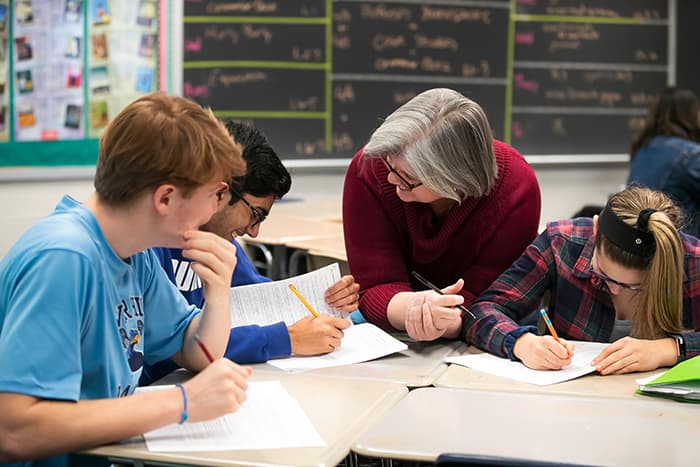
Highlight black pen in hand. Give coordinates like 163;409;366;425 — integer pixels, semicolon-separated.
411;271;476;320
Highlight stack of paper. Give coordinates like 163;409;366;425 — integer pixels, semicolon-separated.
637;355;700;402
140;381;325;451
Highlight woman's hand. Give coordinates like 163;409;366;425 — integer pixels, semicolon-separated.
404;279;465;341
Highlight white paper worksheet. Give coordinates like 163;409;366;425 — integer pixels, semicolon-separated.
446;341;608;386
229;263;345;326
267;323;408;371
140;381;325;452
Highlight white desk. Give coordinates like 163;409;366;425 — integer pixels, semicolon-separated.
84;371;407;467
353;387;700;465
253;338;466;388
436;346;662;399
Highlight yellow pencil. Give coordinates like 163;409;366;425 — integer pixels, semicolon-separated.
288;284;320;318
539;308;562;345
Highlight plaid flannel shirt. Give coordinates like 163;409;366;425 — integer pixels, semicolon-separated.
466;218;700;362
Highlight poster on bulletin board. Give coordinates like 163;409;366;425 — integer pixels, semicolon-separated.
0;0;163;166
12;0;85;142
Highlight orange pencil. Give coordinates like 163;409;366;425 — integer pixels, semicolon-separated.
539;308;562;345
288;284;320;318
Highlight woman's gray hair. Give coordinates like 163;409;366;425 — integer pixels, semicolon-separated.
363;88;497;202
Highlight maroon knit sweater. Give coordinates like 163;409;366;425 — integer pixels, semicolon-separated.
342;140;541;331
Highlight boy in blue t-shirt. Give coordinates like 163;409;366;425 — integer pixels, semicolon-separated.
142;121;359;385
0;94;251;467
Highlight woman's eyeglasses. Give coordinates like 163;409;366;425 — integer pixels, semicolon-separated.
229;186;268;228
381;158;423;191
588;266;643;291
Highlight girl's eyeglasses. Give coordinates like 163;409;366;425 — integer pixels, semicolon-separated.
588;266;643;291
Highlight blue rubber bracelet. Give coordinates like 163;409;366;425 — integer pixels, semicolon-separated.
175;383;188;424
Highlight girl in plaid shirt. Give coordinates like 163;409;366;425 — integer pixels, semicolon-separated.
467;186;700;375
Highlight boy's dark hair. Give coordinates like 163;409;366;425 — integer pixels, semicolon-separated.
222;119;292;202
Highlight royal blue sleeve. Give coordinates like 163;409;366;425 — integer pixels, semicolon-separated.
225;322;291;363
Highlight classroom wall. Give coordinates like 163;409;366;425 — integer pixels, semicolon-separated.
0;164;628;259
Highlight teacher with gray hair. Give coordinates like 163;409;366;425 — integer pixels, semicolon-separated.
343;88;541;341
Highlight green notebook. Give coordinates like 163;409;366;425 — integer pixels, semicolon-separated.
637;355;700;402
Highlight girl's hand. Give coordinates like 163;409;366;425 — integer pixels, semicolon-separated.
592;337;677;375
513;333;574;370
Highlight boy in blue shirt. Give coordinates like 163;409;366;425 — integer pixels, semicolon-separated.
142;121;357;385
0;94;251;466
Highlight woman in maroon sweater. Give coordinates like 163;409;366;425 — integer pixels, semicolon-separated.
342;88;541;341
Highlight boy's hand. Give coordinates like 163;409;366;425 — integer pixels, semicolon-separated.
288;315;351;354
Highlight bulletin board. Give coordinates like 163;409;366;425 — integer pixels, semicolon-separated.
0;0;166;167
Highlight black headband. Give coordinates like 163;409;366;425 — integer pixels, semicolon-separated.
597;205;656;258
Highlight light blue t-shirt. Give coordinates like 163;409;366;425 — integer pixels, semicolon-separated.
0;196;200;467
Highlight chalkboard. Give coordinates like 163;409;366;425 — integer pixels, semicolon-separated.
182;0;674;159
512;0;668;155
330;2;508;157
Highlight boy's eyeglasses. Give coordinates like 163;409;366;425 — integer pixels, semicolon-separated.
229;186;268;228
381;158;423;191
